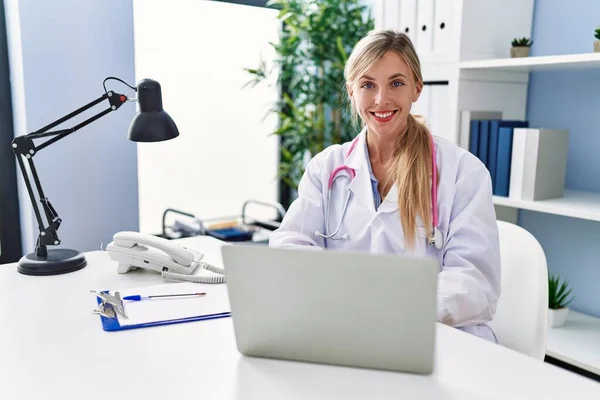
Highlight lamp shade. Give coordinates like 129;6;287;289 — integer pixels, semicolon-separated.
128;79;179;142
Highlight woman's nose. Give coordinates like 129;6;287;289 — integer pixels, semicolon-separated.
375;87;390;105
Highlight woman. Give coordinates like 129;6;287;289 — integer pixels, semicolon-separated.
269;30;501;343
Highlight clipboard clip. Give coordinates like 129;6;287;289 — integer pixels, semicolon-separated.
91;290;128;319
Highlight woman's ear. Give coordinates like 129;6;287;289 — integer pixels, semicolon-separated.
346;83;353;99
413;81;423;103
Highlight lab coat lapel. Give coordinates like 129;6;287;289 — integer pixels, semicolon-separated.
345;129;376;213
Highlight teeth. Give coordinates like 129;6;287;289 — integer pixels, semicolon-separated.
374;111;394;118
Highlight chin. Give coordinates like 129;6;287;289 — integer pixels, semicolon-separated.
368;118;405;138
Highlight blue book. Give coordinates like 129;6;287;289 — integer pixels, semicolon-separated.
494;126;527;196
488;120;529;191
468;120;480;158
478;120;491;168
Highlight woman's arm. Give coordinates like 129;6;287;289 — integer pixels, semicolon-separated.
437;162;501;327
269;157;327;249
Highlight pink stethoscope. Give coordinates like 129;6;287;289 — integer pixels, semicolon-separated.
314;132;442;249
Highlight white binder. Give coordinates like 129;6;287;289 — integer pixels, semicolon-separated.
416;0;435;54
433;0;453;55
383;0;401;30
399;0;418;44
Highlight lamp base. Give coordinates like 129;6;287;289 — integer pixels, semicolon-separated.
17;249;87;276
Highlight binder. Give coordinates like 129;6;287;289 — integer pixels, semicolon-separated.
433;0;452;55
459;110;502;150
520;128;569;201
93;282;231;332
494;127;516;197
488;120;529;191
383;0;401;30
478;120;491;169
416;0;434;54
399;0;418;43
509;128;528;199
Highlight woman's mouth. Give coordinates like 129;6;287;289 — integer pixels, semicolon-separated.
370;110;398;123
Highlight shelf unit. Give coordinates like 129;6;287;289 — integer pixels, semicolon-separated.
376;0;600;377
546;311;600;376
459;52;600;72
493;190;600;222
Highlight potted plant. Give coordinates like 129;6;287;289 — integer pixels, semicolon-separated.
511;37;532;58
548;273;574;328
244;0;374;205
595;27;600;53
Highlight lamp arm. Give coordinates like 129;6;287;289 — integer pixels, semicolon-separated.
11;90;130;257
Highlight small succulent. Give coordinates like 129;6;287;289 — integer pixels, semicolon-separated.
595;27;600;40
548;273;574;310
511;37;533;47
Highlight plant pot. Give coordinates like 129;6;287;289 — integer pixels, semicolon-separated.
511;46;530;58
595;40;600;53
548;307;569;328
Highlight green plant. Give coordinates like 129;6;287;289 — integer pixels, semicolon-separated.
244;0;375;192
595;27;600;40
511;37;533;47
548;273;574;310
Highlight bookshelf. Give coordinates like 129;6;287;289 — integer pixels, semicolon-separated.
376;0;600;378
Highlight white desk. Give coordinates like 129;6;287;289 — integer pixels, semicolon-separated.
1;236;599;400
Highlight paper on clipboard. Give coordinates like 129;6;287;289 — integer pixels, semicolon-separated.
110;282;230;327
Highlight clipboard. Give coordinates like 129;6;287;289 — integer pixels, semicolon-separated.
92;282;232;332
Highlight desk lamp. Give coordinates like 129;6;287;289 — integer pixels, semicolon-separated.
11;77;179;276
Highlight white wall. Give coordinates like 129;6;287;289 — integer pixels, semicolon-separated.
5;0;139;254
133;0;280;234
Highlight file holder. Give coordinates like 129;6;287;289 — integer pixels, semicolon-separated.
160;199;286;243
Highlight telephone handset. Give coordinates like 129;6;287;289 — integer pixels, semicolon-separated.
105;231;225;283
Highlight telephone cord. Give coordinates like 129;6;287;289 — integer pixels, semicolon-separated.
161;262;226;284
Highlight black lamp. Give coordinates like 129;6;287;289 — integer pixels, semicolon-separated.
11;77;179;276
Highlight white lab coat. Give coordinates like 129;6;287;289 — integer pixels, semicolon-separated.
269;128;501;342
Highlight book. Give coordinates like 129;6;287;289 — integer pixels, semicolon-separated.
510;128;569;201
459;110;503;150
488;120;529;192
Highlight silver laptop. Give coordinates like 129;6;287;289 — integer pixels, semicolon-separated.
221;245;438;374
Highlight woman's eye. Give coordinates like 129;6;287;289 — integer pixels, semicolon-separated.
361;82;374;89
392;80;403;88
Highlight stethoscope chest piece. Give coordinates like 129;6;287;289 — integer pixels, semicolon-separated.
428;227;443;250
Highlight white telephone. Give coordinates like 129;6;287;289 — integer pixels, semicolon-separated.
105;231;225;283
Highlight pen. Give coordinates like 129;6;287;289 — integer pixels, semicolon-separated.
123;292;207;301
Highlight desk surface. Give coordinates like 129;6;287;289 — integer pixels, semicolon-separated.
1;236;599;400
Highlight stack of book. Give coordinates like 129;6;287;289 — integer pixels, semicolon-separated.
460;111;569;201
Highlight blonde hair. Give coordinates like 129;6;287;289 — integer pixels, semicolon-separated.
344;30;435;249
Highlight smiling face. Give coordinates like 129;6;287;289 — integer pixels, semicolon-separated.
347;51;422;140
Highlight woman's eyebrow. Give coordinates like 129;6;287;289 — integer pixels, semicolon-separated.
360;73;407;81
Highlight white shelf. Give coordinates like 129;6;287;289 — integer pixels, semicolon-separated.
493;190;600;222
546;311;600;376
459;53;600;72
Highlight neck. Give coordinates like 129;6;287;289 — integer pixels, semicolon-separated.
366;129;400;166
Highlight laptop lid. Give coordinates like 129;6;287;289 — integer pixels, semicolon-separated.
221;245;438;374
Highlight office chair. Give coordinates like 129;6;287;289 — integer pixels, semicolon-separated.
490;220;548;360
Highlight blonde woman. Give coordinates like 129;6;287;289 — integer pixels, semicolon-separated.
269;30;501;343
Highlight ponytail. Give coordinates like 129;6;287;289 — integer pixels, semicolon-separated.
387;114;435;249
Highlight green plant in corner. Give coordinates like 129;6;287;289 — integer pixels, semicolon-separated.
511;37;533;47
595;26;600;40
244;0;375;194
548;273;574;310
